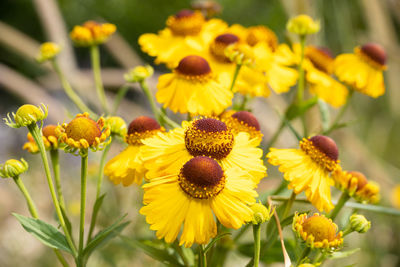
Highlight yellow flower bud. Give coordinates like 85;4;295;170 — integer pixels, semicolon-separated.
249;202;274;225
287;14;320;36
349;214;371;234
4;104;48;128
0;159;29;178
298;264;316;267
70;21;116;47
37;42;61;63
105;116;127;137
225;43;255;66
124;65;154;83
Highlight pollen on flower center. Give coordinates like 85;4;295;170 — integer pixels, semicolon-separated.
305;46;334;74
360;43;386;67
65;116;101;145
210;33;239;62
126;116;163;145
179;156;225;199
185;118;234;160
300;135;339;172
302;215;337;242
175;55;212;78
167;9;205;36
232;111;260;131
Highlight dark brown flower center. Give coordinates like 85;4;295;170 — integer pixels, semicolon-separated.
305;46;334;74
309;135;339;161
179;156;225;199
361;43;386;66
128;116;161;134
185;118;234;160
232;111;260;130
210;34;239;62
176;55;211;76
175;9;195;18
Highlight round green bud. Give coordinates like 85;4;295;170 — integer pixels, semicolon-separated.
350;214;371;234
287;14;320;36
0;158;29;178
250;202;274;225
5;104;48;128
124;65;154;83
105;116;127;137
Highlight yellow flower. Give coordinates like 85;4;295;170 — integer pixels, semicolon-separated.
287;15;320;36
105;116;165;186
141;117;266;184
267;136;340;212
286;44;348;107
140;156;257;247
293;213;343;250
23;125;60;153
70;21;116;46
139;9;227;68
37;42;61;63
56;112;110;153
156;55;233;116
391;185;400;209
0;158;29;178
220;110;263;145
246;26;278;50
332;170;380;204
4;104;47;128
334;43;386;98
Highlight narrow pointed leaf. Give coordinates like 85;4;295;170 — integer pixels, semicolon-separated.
204;232;231;254
13;213;72;254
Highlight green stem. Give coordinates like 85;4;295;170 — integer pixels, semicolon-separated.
323;89;354;135
329;192;350;220
239;94;251;111
79;152;88;255
297;35;307;137
199;244;207;267
140;81;179;128
28;123;78;258
13;176;39;218
51;60;95;115
174;243;190;267
229;64;242;92
253;224;261;267
13;176;69;267
282;191;297;219
297;246;311;266
90;45;109;115
111;85;130;115
50;149;66;211
87;142;112;243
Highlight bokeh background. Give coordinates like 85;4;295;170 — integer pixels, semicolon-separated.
0;0;400;266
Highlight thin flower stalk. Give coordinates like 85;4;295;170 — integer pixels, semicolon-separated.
79;151;89;255
90;45;109;114
253;224;261;267
28;123;78;257
229;63;242;92
329;192;350;220
50;149;66;211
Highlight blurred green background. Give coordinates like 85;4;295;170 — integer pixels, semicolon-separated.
0;0;400;266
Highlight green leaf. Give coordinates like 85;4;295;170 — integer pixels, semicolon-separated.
83;213;129;258
120;236;183;267
204;232;231;254
327;248;360;259
285;97;318;120
13;213;72;254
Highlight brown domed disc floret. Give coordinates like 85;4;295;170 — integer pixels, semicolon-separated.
361;43;386;67
305;46;334;74
210;33;239;62
175;55;212;79
300;135;339;172
185;118;234;160
65;116;101;145
125;116;164;145
232;111;260;131
178;156;226;199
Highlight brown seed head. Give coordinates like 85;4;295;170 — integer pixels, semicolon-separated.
232;111;260;130
309;135;339;161
181;156;223;187
361;43;386;66
176;55;211;76
128;116;161;134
